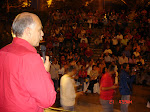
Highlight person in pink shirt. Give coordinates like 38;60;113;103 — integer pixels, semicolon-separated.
100;65;118;112
0;12;56;112
129;55;137;66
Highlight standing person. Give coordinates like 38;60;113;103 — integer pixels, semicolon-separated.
60;66;83;111
58;64;65;88
119;63;135;112
0;12;56;112
100;65;118;112
50;58;60;91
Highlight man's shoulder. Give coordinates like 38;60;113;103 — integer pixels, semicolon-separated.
120;70;128;76
0;43;36;56
61;75;72;82
61;74;69;79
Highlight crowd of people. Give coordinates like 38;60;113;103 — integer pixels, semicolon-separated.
40;7;150;111
40;8;150;90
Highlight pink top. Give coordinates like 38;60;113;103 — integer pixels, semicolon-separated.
129;58;136;64
100;73;114;100
0;38;56;112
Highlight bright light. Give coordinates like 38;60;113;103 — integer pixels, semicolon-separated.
47;0;53;7
85;0;93;6
22;0;31;7
22;2;28;7
11;31;16;38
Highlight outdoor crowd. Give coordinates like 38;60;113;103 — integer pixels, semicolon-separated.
38;7;150;112
41;8;150;88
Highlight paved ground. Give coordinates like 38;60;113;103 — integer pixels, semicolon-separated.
45;84;150;112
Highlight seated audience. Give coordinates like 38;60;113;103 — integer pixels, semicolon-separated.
118;53;128;65
85;65;99;93
136;55;145;65
104;45;112;54
122;46;131;58
129;55;137;66
133;48;140;58
80;35;88;44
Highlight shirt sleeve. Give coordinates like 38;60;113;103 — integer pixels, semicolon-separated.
22;53;56;108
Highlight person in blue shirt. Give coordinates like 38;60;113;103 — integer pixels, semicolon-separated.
119;63;135;112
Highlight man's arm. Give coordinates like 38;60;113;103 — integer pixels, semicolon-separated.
100;76;118;91
22;53;56;108
101;85;118;91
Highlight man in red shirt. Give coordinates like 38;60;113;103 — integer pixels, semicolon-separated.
100;65;118;112
0;12;56;112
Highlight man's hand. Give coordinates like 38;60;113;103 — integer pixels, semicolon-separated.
101;84;119;91
112;84;119;89
43;56;51;72
76;91;84;98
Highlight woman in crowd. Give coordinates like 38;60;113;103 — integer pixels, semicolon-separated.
129;55;137;67
85;65;99;94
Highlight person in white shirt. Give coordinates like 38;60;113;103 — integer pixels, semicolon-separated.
112;36;118;46
75;61;82;73
104;46;112;54
117;32;123;40
58;64;65;88
80;35;88;44
86;59;95;76
136;55;145;65
87;16;93;28
118;53;128;65
81;27;86;36
60;66;83;111
133;48;140;58
58;64;65;76
104;53;112;63
50;58;60;90
94;35;103;48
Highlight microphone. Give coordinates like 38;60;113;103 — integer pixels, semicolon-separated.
40;45;46;63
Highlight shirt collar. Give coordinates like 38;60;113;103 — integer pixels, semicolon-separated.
12;37;37;53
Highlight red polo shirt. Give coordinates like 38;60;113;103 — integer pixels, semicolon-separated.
0;38;56;112
100;73;114;100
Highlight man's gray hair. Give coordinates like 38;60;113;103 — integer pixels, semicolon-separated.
12;14;35;37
